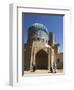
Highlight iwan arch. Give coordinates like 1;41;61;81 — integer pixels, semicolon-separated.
24;23;63;73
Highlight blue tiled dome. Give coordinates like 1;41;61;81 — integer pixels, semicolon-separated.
28;23;49;43
29;23;48;34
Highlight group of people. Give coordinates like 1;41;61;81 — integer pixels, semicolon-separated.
32;62;56;73
50;62;56;73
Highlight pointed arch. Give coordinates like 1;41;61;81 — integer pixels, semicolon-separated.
35;49;48;69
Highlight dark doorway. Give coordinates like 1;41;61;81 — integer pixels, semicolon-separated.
36;50;48;69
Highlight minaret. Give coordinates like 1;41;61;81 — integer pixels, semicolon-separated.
49;32;55;46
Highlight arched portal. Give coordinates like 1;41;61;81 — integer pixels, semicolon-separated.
35;49;48;69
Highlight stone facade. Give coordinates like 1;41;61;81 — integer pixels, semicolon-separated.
24;23;63;73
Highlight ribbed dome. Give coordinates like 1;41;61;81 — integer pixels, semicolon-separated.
28;23;48;34
28;23;49;43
